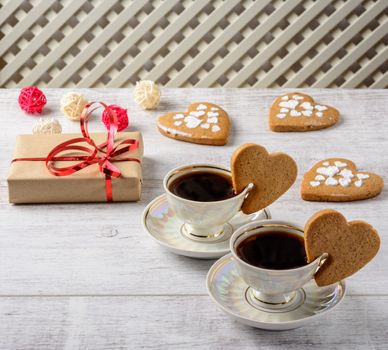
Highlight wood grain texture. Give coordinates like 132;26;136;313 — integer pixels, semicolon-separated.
0;296;387;350
0;89;387;348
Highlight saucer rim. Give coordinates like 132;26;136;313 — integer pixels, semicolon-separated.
142;194;271;259
206;253;347;330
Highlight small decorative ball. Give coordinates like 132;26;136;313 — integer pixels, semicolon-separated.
18;86;47;114
133;80;161;110
32;118;62;134
60;92;88;121
102;104;129;131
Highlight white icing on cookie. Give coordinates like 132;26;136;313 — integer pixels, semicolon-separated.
196;104;207;110
317;166;339;177
290;109;302;117
354;180;363;187
158;123;192;137
301;102;313;110
339;169;353;178
302;110;313;117
357;173;369;180
207;117;218;123
184;115;202;128
325;177;338;186
279;100;299;109
311;160;370;189
166;104;224;134
335;161;347;168
275;95;333;121
189;110;205;117
339;177;351;187
310;181;320;187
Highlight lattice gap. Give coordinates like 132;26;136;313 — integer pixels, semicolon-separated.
0;0;387;88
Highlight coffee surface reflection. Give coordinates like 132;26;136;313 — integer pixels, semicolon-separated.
169;171;235;202
236;231;307;270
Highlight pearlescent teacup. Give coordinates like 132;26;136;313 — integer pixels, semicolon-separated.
230;220;327;305
163;164;253;240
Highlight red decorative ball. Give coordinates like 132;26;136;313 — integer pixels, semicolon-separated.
18;86;47;114
102;104;129;131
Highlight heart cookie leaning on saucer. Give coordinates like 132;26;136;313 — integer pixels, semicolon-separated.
301;158;384;202
231;143;297;214
157;102;230;146
269;92;340;132
305;209;380;287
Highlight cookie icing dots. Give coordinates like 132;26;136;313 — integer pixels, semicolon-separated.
197;104;207;110
157;102;230;146
169;104;223;133
184;115;202;128
275;94;330;120
309;160;370;188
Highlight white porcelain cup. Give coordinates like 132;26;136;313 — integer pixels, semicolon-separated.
163;164;253;240
230;220;327;305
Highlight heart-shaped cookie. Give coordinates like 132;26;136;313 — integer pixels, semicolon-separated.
157;102;230;146
301;158;383;202
305;209;380;286
231;144;297;214
269;92;340;132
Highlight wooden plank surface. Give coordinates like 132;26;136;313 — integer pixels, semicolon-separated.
0;89;387;349
0;296;387;350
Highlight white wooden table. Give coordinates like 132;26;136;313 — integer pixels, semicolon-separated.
0;89;387;349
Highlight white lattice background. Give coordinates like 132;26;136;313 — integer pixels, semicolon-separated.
1;0;387;88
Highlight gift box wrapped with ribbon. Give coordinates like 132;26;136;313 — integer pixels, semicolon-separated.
7;102;143;203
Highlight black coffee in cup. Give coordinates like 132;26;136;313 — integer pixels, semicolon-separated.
169;171;235;202
236;231;307;270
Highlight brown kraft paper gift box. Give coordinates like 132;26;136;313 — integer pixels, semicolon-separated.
7;132;143;203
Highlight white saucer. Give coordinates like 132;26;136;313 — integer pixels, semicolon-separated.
142;194;271;259
206;254;346;330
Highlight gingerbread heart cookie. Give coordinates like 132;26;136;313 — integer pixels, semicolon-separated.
231;144;297;214
157;102;230;146
305;209;380;286
301;158;383;202
269;92;340;132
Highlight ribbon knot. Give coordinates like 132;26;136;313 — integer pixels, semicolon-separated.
44;102;140;201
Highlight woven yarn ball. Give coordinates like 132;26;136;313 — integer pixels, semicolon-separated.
60;92;88;121
102;104;129;131
32;118;62;134
133;80;161;110
18;86;47;114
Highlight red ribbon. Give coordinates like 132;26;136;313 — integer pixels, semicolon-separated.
13;102;140;202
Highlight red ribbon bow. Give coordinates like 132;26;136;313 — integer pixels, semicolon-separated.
13;102;140;202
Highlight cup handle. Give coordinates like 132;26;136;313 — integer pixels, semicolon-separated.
314;252;329;273
242;183;255;198
233;183;271;226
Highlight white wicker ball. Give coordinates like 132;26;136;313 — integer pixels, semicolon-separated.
60;92;88;121
32;118;62;134
133;80;161;110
